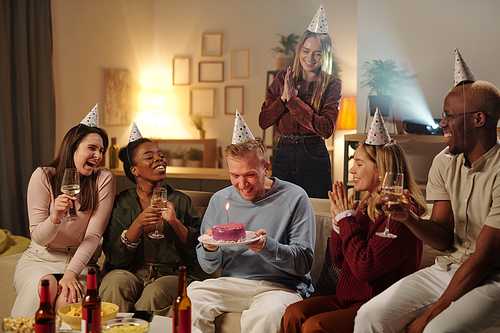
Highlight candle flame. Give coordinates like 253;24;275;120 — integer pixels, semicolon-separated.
226;202;230;228
226;203;230;210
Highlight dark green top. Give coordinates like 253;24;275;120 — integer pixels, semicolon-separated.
102;184;201;278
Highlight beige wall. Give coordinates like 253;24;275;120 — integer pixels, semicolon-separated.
51;0;357;177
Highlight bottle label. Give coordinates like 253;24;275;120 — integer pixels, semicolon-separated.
82;308;101;333
35;323;54;333
173;309;191;333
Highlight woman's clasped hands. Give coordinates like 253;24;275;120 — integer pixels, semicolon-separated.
328;181;358;226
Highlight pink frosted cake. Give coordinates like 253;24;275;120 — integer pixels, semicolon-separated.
212;223;246;243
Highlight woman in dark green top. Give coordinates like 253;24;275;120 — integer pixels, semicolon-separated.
100;138;201;315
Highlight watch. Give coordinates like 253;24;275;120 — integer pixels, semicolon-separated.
121;230;141;248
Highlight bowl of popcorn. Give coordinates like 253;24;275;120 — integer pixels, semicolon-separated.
3;316;61;333
58;302;119;330
102;318;149;333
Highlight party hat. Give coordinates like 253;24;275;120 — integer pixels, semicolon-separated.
365;107;391;145
232;110;255;144
80;103;99;127
129;122;143;143
307;3;329;34
454;48;477;87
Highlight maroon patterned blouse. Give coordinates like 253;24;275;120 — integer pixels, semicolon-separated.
259;70;342;138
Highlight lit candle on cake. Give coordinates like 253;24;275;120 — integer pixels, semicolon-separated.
225;202;230;228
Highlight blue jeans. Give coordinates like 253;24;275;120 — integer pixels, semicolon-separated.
272;138;332;199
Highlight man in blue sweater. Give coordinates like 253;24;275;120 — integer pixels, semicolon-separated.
187;136;316;333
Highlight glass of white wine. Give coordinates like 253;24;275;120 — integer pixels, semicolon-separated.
148;187;167;239
60;168;80;222
376;172;404;238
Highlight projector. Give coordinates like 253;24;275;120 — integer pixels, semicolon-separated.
403;119;443;135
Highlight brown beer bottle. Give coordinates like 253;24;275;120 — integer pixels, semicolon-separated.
82;268;101;333
35;279;55;333
172;266;191;333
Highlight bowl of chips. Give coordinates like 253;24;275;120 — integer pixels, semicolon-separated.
102;318;149;333
58;302;119;330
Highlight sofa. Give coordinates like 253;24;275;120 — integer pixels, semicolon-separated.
0;190;444;332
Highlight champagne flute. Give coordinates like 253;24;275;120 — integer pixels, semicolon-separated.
148;187;168;239
60;168;80;222
376;172;403;238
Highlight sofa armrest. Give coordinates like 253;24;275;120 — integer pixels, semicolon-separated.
0;252;22;320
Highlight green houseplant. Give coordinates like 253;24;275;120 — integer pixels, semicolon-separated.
186;148;203;168
271;33;300;70
170;147;186;167
359;59;410;116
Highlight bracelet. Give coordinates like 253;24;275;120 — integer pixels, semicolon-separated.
121;230;141;248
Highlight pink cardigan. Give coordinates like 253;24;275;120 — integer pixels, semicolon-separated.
27;167;115;275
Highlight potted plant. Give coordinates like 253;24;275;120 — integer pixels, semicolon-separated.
169;147;186;167
271;33;300;70
191;115;205;139
186;148;204;168
359;59;410;117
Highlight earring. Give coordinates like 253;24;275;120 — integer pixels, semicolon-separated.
378;176;383;181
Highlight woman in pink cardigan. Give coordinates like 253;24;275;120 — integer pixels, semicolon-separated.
12;115;115;317
280;138;427;333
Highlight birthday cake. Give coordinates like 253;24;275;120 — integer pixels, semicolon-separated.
212;223;246;243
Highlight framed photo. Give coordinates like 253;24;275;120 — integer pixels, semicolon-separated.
225;86;244;115
173;58;190;85
201;33;223;57
104;68;131;125
199;62;224;82
231;50;250;79
190;88;215;118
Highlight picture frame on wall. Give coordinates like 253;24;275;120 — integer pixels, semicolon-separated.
201;33;223;57
190;88;215;118
225;86;244;115
172;58;190;85
199;61;224;82
104;68;131;125
230;50;250;79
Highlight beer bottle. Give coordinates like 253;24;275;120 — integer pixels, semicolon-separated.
172;266;191;333
82;268;101;333
35;279;55;333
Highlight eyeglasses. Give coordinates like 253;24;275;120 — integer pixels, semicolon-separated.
441;111;481;123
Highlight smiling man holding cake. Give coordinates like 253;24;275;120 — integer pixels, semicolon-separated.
187;110;316;333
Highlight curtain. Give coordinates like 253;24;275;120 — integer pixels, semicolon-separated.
0;0;55;237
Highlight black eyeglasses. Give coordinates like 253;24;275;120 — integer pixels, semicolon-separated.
441;111;481;123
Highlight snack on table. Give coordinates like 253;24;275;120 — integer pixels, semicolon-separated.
3;317;35;333
65;302;115;316
102;318;149;333
212;223;246;243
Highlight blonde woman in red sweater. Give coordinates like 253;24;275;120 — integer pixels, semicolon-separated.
280;113;427;333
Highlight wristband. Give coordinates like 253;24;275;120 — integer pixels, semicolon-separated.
121;230;141;248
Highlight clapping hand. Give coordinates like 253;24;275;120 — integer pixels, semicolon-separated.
281;67;298;102
328;181;358;225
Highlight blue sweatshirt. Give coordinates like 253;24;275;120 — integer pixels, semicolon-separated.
196;177;315;298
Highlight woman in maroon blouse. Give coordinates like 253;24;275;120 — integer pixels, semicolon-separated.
259;28;342;199
280;140;428;333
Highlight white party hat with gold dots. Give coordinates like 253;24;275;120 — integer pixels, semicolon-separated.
307;3;329;34
80;103;99;127
232;110;255;144
365;108;391;145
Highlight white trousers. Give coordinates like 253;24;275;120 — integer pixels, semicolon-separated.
354;263;500;333
187;277;302;333
12;242;90;317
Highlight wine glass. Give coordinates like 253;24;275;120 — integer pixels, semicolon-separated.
60;168;80;222
376;172;404;238
148;187;168;239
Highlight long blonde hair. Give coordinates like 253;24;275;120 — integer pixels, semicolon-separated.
357;141;427;220
292;31;333;112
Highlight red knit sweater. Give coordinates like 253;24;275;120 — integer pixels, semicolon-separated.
259;70;342;138
331;203;423;308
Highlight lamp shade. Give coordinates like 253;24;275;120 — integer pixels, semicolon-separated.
337;97;357;130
